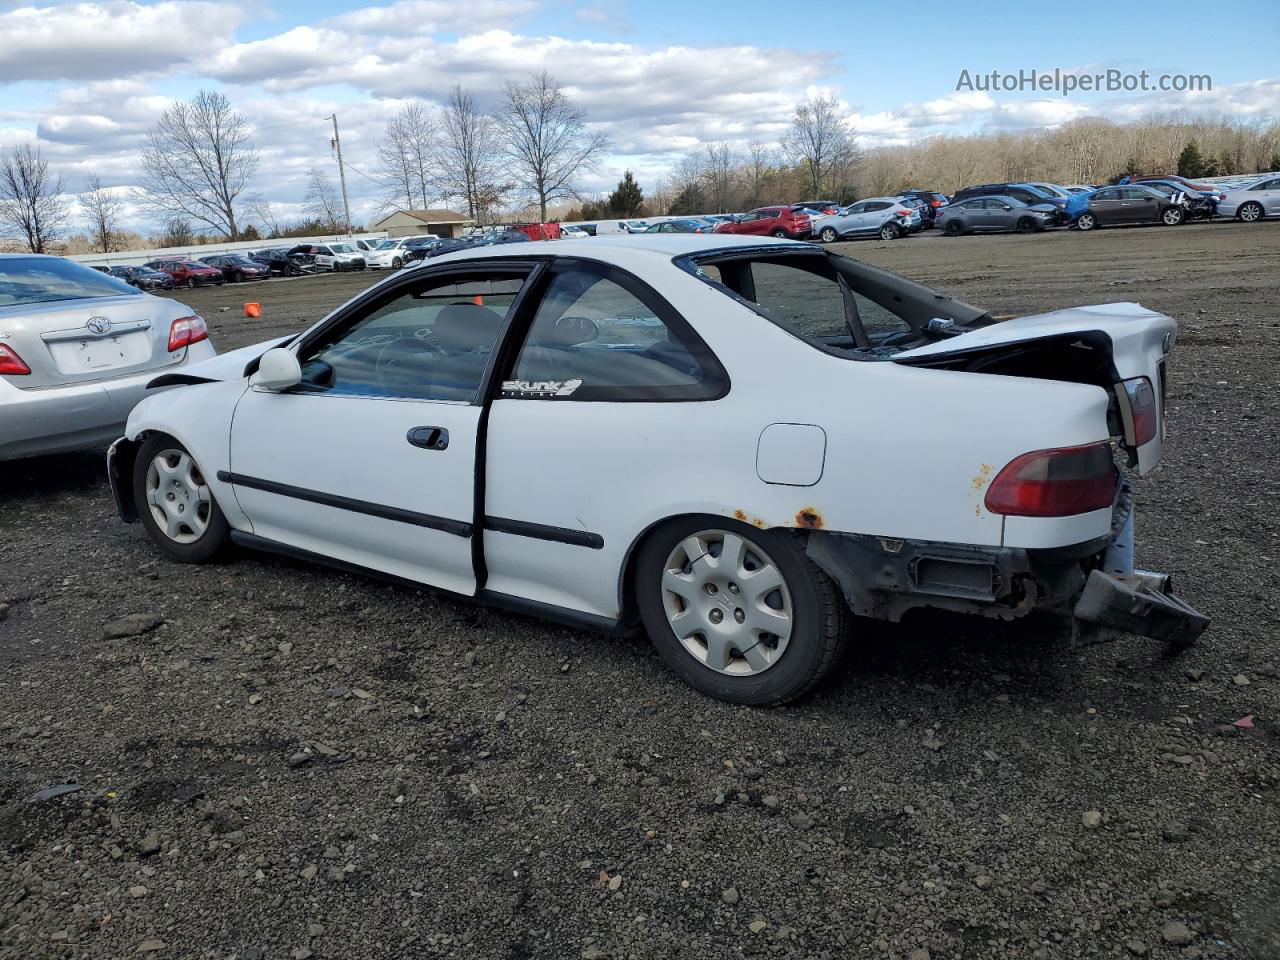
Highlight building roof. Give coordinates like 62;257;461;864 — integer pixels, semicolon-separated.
372;209;474;227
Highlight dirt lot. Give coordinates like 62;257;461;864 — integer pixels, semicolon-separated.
3;222;1279;960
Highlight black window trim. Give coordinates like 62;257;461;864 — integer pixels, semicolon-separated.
495;256;730;403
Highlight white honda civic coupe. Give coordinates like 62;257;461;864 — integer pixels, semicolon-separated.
107;234;1205;704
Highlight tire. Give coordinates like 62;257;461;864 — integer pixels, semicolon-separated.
879;222;900;240
133;435;230;564
392;256;403;269
1237;202;1264;223
944;219;964;236
1161;206;1185;226
1076;212;1097;231
819;226;837;243
233;271;244;283
1015;216;1036;234
770;229;788;238
635;516;848;705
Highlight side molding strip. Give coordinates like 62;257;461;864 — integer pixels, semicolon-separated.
484;516;604;549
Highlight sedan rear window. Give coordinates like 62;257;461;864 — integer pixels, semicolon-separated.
0;257;137;307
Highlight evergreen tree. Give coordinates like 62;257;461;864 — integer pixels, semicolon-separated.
1177;140;1205;178
608;170;645;217
668;183;707;216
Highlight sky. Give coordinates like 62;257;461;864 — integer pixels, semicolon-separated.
1;0;1277;233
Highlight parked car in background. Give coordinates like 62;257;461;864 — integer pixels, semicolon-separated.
289;243;366;272
815;198;921;241
0;254;215;461
89;265;111;273
108;265;174;291
366;236;432;270
643;218;716;234
250;248;317;277
559;225;590;239
201;254;270;283
937;196;1058;235
897;190;950;227
107;233;1204;705
714;206;812;239
1129;176;1225;206
1074;185;1188;230
410;231;531;263
1025;182;1073;200
146;259;225;288
794;200;840;215
1138;182;1215;220
951;183;1069;223
1214;175;1280;222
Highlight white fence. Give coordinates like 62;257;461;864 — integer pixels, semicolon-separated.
68;232;390;267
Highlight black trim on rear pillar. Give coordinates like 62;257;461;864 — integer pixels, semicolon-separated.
484;517;604;549
216;471;473;538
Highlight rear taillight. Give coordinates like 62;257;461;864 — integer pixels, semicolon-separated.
167;315;208;352
930;200;943;207
0;344;31;375
1118;376;1157;446
984;442;1118;517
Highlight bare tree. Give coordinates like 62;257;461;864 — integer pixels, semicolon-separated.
246;196;284;238
494;72;608;221
703;142;738;213
303;168;344;232
745;142;774;206
376;102;437;210
137;90;257;239
0;142;68;253
158;216;194;248
81;174;124;253
781;94;859;197
437;84;504;222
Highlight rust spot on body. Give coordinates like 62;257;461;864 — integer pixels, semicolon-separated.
971;463;993;491
733;508;766;528
795;508;824;529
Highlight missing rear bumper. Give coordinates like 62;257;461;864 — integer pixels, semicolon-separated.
1073;569;1208;647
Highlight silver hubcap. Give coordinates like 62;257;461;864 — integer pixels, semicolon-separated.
145;449;211;544
660;530;793;676
881;226;894;239
1242;205;1261;221
1164;209;1180;224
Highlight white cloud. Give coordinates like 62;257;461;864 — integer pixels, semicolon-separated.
0;1;247;82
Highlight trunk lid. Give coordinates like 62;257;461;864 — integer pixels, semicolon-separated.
1;295;189;390
893;301;1175;475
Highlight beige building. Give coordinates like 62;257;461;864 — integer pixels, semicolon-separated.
371;209;474;239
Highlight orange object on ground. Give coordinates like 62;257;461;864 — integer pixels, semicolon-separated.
472;295;484;305
244;302;261;318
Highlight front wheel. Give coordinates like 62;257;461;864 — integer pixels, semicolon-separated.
1015;216;1036;234
1162;206;1185;226
1238;202;1264;223
392;256;403;269
635;518;848;705
133;435;230;563
1076;213;1097;231
819;226;837;243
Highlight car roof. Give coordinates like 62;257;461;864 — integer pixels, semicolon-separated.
433;233;818;267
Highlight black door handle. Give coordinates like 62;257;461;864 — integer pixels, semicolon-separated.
407;426;449;450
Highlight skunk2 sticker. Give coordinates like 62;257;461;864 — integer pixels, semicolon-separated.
501;378;583;397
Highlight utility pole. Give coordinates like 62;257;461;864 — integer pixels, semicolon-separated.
328;114;352;236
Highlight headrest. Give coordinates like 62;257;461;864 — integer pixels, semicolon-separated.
435;302;504;351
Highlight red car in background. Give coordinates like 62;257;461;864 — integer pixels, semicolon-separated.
146;258;225;288
714;206;813;239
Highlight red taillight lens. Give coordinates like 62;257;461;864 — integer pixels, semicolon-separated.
984;442;1119;517
167;315;208;352
1119;376;1157;446
0;344;31;375
930;200;943;207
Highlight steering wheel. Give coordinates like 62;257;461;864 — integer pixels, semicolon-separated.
373;335;443;392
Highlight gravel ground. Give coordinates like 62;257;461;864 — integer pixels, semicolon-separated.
3;223;1279;960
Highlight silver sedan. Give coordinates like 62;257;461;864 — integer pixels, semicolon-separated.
1216;175;1280;222
0;254;216;461
937;196;1057;235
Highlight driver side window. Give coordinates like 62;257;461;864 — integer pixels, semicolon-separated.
294;271;527;402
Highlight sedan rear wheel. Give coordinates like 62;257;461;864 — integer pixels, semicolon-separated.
392;256;403;269
133;435;230;563
1238;202;1264;223
636;517;848;705
1162;206;1185;226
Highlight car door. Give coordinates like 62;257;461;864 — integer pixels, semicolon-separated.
1258;178;1280;215
1120;187;1155;223
226;263;536;594
482;259;730;621
1090;188;1123;224
860;201;891;233
836;202;867;235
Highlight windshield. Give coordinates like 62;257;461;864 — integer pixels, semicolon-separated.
0;257;138;307
375;240;399;249
331;243;354;253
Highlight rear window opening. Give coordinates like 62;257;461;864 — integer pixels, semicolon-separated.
0;257;139;307
680;248;990;359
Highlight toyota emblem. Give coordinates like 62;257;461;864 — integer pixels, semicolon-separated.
86;316;112;335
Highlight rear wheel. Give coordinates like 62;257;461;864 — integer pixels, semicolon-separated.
1161;206;1185;226
879;222;901;240
133;435;230;563
819;226;838;243
771;228;788;238
1076;212;1097;231
635;517;848;705
944;219;964;236
1015;216;1036;233
1238;201;1264;223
